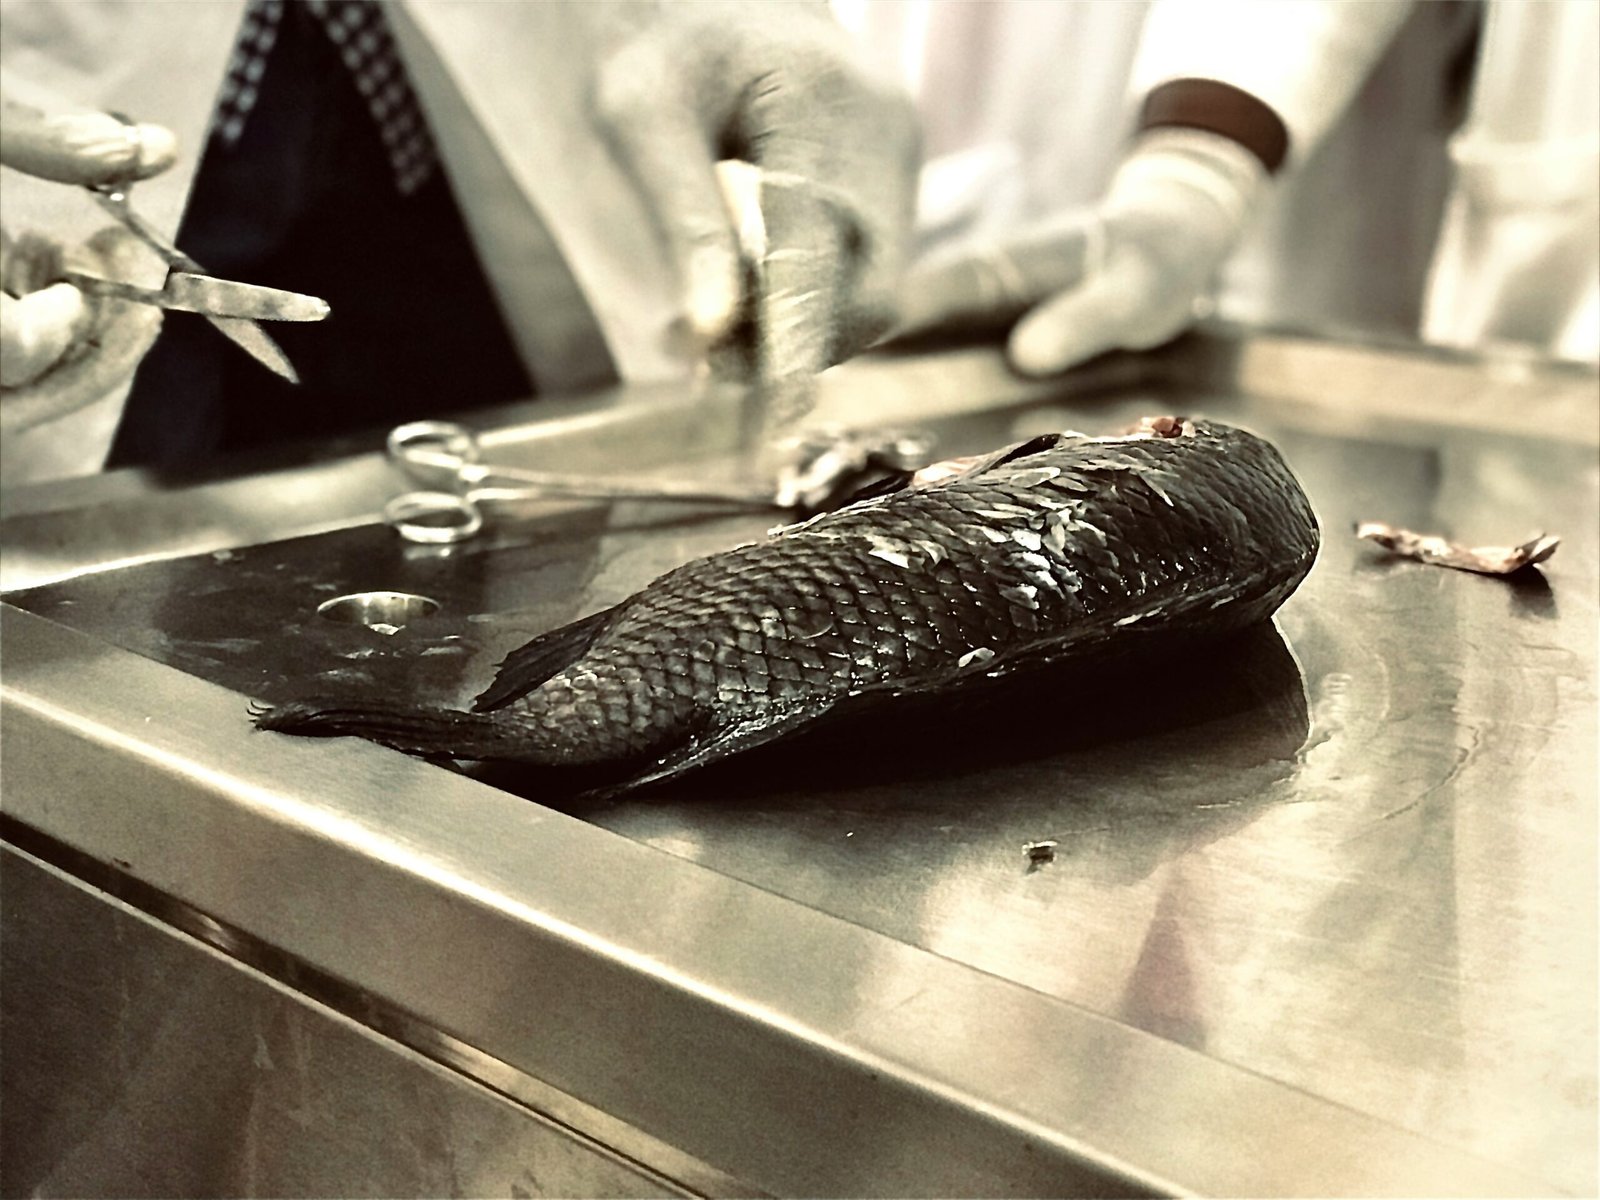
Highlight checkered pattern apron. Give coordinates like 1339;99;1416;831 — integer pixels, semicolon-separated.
210;0;438;194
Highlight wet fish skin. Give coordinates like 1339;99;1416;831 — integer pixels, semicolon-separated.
258;419;1319;790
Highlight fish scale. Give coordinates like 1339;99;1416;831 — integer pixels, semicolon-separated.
258;419;1319;793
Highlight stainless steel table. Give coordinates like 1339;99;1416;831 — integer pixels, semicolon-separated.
3;331;1595;1197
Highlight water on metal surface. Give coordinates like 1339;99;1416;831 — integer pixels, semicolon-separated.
8;389;1597;1193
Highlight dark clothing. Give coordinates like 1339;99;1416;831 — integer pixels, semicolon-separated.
108;1;533;470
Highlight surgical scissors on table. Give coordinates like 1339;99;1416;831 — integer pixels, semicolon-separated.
383;420;788;544
56;184;329;382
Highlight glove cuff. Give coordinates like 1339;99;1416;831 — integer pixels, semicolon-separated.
1138;77;1289;174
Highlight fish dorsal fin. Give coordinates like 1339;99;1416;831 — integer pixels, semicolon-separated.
809;434;1069;516
982;432;1066;471
472;604;621;712
833;467;919;509
917;434;1069;489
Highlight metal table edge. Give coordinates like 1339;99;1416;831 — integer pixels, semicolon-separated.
0;603;1567;1199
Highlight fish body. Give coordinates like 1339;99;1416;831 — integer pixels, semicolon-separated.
259;419;1319;791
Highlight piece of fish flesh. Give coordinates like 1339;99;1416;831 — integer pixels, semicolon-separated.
256;417;1319;793
1354;521;1558;576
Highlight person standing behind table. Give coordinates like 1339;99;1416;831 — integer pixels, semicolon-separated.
873;0;1597;370
0;0;920;484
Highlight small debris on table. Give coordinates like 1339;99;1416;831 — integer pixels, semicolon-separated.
1354;522;1559;577
1024;839;1058;871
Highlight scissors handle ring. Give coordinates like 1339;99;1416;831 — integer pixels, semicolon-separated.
383;491;484;545
387;420;480;471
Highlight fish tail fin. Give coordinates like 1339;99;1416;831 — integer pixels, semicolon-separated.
251;699;532;762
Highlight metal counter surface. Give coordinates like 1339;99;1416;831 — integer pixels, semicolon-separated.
3;338;1596;1196
2;845;689;1199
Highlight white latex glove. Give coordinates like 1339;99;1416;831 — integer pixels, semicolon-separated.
591;1;919;392
0;95;176;432
895;129;1268;376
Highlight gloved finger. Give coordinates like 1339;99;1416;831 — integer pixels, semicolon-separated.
1;227;88;386
1;225;162;434
755;177;852;383
0;95;177;187
745;69;918;375
1006;254;1172;377
2;91;177;186
0;284;89;387
893;217;1097;338
592;45;745;344
813;142;917;363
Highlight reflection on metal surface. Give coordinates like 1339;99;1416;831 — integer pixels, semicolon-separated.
2;334;1595;1196
0;844;704;1199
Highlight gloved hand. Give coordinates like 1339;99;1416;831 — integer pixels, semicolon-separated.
591;1;919;399
1;95;176;433
894;128;1269;376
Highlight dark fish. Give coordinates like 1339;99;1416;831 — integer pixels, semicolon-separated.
256;417;1319;793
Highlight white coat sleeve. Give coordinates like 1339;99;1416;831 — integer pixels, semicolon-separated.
1130;0;1416;169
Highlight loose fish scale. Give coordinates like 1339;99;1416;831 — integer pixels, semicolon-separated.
497;423;1317;768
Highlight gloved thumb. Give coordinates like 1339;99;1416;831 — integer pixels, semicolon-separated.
1006;247;1180;376
1;284;88;388
1;229;88;388
1006;130;1267;376
1;225;164;434
893;215;1096;339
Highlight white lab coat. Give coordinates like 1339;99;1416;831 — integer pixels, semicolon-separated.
1421;0;1600;360
838;0;1599;363
1;0;687;484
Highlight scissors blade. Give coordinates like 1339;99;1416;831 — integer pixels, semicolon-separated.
209;315;300;383
86;186;200;271
60;271;330;322
165;273;329;321
59;270;302;379
84;186;306;381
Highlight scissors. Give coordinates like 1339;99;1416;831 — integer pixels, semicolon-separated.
383;420;790;544
57;184;329;382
